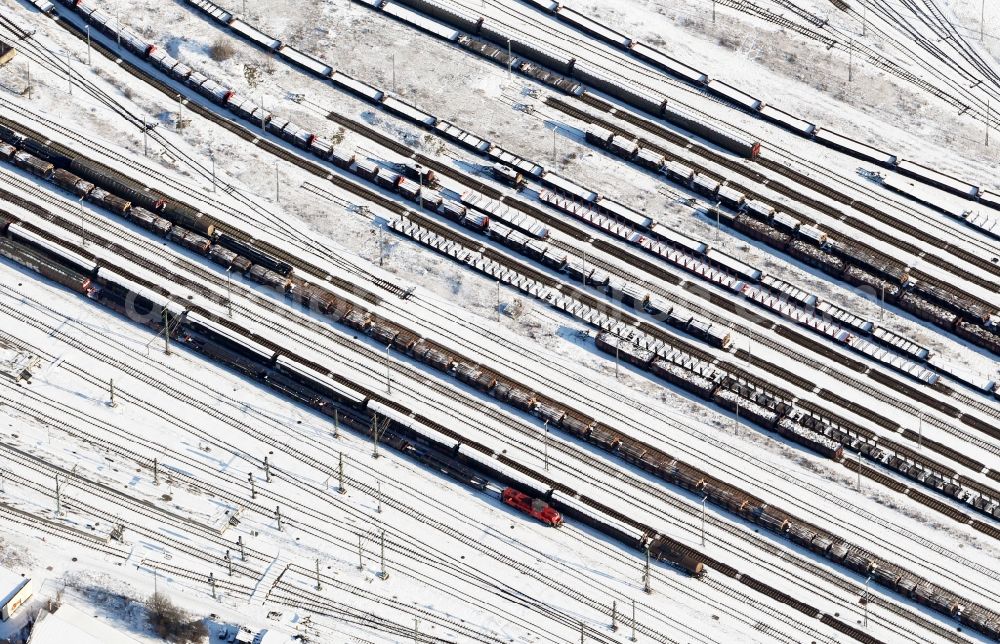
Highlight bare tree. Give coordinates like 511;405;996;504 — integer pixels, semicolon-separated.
243;63;262;90
145;593;207;644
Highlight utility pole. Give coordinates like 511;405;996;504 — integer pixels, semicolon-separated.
713;0;716;24
225;550;233;576
552;126;556;161
982;0;986;43
386;344;392;395
580;623;585;644
315;559;322;591
153;458;159;485
507;39;512;82
55;475;62;515
275;505;283;532
701;495;707;545
615;336;620;379
987;98;991;147
379;530;388;580
86;26;92;65
163;309;171;355
418;165;424;210
917;415;922;449
358;534;364;570
66;51;72;95
848;39;853;83
264;456;272;483
142;118;148;157
611;600;618;631
391;52;396;93
177;95;183;130
378;226;384;266
372;416;381;459
338;452;346;494
333;409;340;439
212;153;217;192
862;0;867;37
543;420;549;471
863;575;871;626
496;281;501;321
376;480;382;514
227;268;233;317
857;449;862;491
275;161;279;202
238;535;245;560
109;379;117;407
631;599;636;641
209;572;216;599
26;60;30;99
249;472;256;499
643;543;651;594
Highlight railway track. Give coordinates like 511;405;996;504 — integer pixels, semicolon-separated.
252;31;1000;443
0;296;744;644
559;93;1000;302
0;220;968;640
320;92;1000;459
140;560;254;598
279;564;571;644
3;52;996;596
542;232;1000;460
3;123;996;636
694;0;990;126
0;349;588;638
0;441;263;567
0;453;264;582
0;495;129;559
0;332;624;644
39;0;992;368
389;205;1000;547
20;0;995;452
432;0;1000;279
0;15;408;305
282;108;1000;505
831;0;1000;121
7;7;1000;632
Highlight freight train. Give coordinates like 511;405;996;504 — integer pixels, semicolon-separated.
219;0;1000;212
594;332;842;460
116;0;1000;366
0;201;706;576
5;134;1000;636
581;124;1000;366
47;0;996;372
4;114;998;524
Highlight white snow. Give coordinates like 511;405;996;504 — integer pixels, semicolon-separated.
0;0;998;641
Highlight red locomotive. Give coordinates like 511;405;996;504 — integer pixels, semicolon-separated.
501;487;563;527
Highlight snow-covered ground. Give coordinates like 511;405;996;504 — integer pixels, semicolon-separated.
0;0;998;641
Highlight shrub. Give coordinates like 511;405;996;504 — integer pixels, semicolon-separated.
145;593;207;644
208;38;236;62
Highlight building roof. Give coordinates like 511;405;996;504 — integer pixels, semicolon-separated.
0;568;30;609
0;41;15;66
253;628;297;644
28;603;142;644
